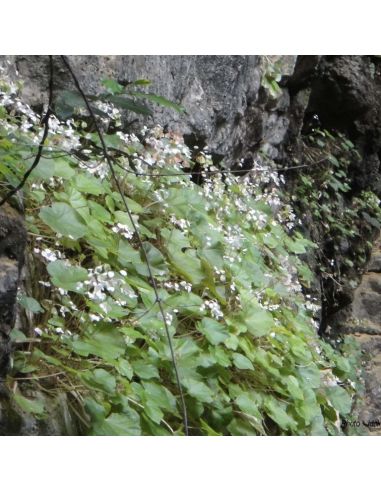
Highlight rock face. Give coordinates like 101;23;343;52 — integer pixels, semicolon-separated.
5;55;298;166
0;204;27;379
282;55;381;321
340;235;381;434
0;203;81;436
285;55;381;194
0;391;80;436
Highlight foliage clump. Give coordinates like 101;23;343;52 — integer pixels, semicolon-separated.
0;67;364;435
291;128;381;326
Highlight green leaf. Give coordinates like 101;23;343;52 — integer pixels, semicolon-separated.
29;157;55;179
144;404;164;424
29;156;75;180
74;174;104;196
288;335;312;362
61;188;88;210
82;368;116;394
161;229;204;285
295;388;321;426
285;375;304;400
210;346;231;367
53;158;76;179
130;92;186;113
297;364;321;389
264;398;296;431
114;210;139;228
325;385;352;415
142;382;177;413
104;95;152;115
19;295;44;313
227;418;257;436
232;353;254;371
70;326;125;361
39;202;87;239
88;200;112;222
235;393;262;420
135;242;168;276
56;90;108;119
297;263;314;287
115;359;133;380
362;211;381;229
182;378;214;403
47;260;88;291
118;239;141;266
244;304;274;337
55;90;86;118
84;397;107;422
253;348;280;377
130;79;151;86
13;393;45;416
33;349;65;368
10;329;28;343
101;79;124;94
169;249;204;285
198;317;229;345
93;410;141;436
164;292;203;316
200;419;222;436
125;197;144;213
131;360;160;380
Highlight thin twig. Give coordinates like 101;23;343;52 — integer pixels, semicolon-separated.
13;371;65;381
0;55;54;207
278;158;328;171
60;55;189;435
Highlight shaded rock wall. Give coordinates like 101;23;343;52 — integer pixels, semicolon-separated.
0;204;26;379
339;234;381;434
284;55;381;194
282;56;381;326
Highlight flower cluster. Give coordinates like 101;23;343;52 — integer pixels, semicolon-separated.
83;265;137;306
200;299;224;319
111;222;134;239
163;280;192;293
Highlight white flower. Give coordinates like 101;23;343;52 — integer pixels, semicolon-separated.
40;248;57;262
38;280;51;287
201;299;223;319
99;302;109;313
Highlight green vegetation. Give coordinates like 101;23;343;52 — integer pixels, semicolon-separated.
261;57;283;99
0;72;366;435
292;128;381;312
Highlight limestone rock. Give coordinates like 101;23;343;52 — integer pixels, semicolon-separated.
342;234;381;434
0;204;27;379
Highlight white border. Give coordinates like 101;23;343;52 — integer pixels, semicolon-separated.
0;1;379;54
1;437;379;490
1;2;380;489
